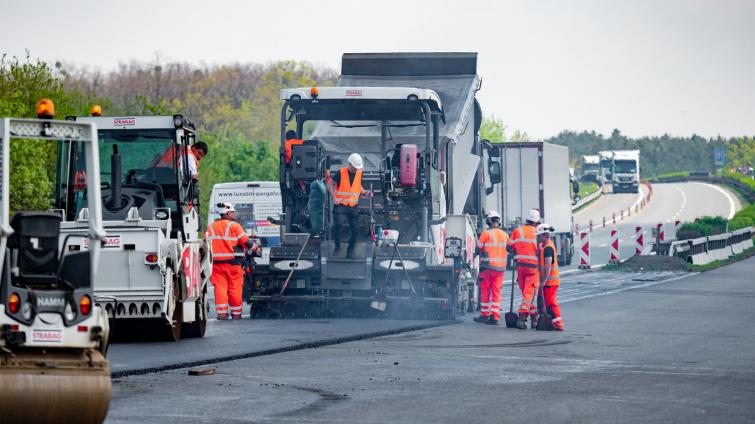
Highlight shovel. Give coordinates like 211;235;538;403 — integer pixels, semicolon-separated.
504;262;518;328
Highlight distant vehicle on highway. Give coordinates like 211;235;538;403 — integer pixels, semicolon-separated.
612;150;640;193
581;154;601;183
599;150;614;184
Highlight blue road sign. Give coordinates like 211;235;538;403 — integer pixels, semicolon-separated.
714;147;726;166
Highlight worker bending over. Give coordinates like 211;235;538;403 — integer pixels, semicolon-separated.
473;211;509;325
508;209;541;329
537;223;564;331
205;203;258;319
327;153;372;259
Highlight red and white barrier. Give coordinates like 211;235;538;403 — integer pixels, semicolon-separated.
620;210;624;220
635;226;643;255
657;223;665;243
610;229;620;264
579;231;591;270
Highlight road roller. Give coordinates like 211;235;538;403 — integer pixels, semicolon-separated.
0;101;112;423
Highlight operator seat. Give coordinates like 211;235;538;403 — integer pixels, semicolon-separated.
8;212;61;285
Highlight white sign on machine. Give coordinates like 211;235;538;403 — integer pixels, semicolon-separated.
209;182;282;265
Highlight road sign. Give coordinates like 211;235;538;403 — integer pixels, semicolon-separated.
714;146;726;166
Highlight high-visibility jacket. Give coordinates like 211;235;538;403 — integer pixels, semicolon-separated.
205;219;249;265
478;228;509;272
334;167;362;207
156;145;197;172
285;138;304;164
539;239;560;286
508;224;538;268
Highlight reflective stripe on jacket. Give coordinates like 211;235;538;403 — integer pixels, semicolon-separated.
478;228;509;272
509;224;538;268
205;219;249;265
334;167;362;207
539;239;560;286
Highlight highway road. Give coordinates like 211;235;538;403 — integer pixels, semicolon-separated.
563;182;742;271
106;256;755;423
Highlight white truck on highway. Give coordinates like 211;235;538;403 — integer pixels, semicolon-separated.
484;142;574;265
581;155;601;183
611;150;640;193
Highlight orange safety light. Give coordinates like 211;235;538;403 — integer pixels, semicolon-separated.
79;295;92;316
35;98;55;119
310;87;319;98
90;104;102;116
8;293;21;314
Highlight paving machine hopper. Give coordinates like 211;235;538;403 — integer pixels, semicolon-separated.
250;53;492;319
0;106;111;423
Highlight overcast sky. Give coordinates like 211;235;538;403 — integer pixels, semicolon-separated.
2;0;753;139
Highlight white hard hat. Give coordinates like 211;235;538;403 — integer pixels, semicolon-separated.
347;153;364;170
217;202;237;215
536;223;555;235
527;209;541;223
486;210;501;221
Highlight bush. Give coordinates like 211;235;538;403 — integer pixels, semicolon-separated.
648;171;689;182
678;216;729;239
722;171;755;193
730;204;755;230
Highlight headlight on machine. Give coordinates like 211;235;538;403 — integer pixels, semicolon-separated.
64;302;77;321
21;301;33;321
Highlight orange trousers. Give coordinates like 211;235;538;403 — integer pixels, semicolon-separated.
211;263;243;319
516;267;540;316
537;285;564;330
478;269;504;320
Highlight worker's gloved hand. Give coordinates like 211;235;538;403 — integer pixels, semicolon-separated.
362;190;374;198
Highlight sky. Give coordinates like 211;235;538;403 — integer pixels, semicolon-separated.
1;0;754;139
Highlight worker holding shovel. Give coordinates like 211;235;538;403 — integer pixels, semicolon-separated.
536;223;564;331
473;211;509;325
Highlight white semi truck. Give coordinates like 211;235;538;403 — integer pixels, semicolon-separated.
59;114;212;341
581;154;601;183
484;142;574;266
599;150;614;184
611;150;640;193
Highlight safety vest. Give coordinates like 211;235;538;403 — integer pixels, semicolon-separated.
479;228;509;272
205;219;248;265
539;239;560;286
334;167;362;207
285;138;304;164
509;224;538;268
156;145;196;169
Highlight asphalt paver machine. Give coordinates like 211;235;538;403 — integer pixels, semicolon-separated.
0;102;111;423
250;53;491;319
60;114;212;341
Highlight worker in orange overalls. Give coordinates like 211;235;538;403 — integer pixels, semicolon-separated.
284;130;304;165
205;202;258;319
537;223;564;331
327;153;373;259
154;141;208;180
507;209;541;329
473;211;509;325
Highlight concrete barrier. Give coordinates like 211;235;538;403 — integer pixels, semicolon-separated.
670;227;753;265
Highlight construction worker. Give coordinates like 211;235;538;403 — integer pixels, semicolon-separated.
205;202;258;319
327;153;373;259
473;211;509;325
537;223;564;331
507;209;541;329
284;130;304;165
154;141;208;180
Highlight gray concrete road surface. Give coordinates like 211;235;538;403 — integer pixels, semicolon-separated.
563;182;742;271
102;256;755;423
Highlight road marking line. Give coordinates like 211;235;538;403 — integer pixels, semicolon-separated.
698;182;736;219
560;273;694;304
670;184;687;221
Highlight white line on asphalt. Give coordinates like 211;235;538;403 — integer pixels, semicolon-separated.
670;184;687;221
560;273;695;304
698;182;736;219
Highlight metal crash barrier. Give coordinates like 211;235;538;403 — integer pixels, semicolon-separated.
669;227;753;265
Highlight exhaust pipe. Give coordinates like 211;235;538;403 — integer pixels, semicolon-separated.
110;144;122;209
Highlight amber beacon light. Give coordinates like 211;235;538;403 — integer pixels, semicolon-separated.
35;98;55;119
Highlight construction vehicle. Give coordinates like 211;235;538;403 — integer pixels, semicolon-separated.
58;113;211;341
250;52;490;319
611;150;640;193
484;142;574;266
1;101;111;423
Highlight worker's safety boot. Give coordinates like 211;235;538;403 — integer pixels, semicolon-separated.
516;313;528;329
473;315;489;324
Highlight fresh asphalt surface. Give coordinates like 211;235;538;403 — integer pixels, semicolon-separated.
563;182;742;271
107;256;755;423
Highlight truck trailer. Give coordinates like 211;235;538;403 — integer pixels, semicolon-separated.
484;142;574;266
599;150;614;184
249;52;491;319
581;154;601;183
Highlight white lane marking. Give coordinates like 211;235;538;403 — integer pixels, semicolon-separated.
698;182;736;219
670;184;687;221
598;243;608;248
560;273;695;304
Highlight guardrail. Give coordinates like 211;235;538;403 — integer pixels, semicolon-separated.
668;227;754;265
650;173;755;203
572;184;604;211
